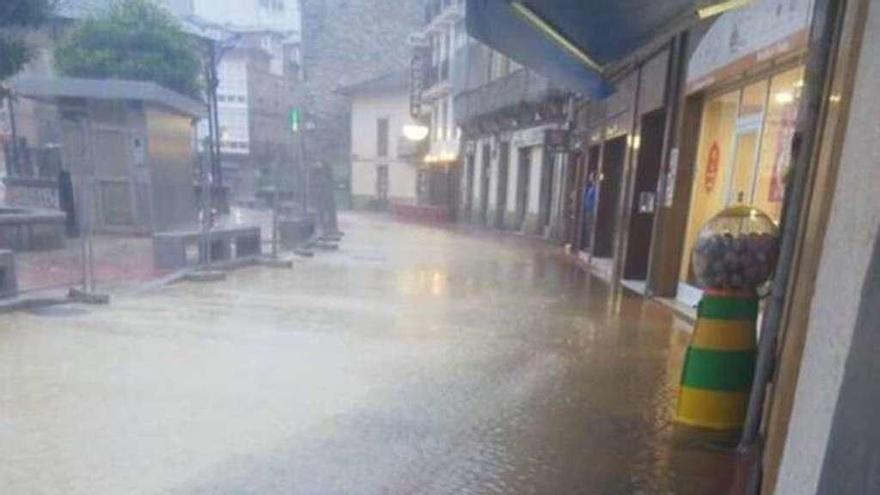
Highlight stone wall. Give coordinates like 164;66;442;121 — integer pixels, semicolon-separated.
296;0;426;191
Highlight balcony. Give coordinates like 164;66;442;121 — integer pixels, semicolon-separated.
454;68;569;126
397;135;428;160
423;59;450;98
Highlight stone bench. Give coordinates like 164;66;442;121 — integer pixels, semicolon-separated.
0;207;66;251
279;215;316;249
153;226;262;270
0;250;17;299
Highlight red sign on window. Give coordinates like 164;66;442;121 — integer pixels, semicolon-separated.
705;142;720;192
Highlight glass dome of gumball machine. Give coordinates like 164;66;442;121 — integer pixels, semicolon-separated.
692;206;780;293
676;206;781;430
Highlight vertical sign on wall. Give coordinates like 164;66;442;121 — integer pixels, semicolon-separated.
410;49;426;119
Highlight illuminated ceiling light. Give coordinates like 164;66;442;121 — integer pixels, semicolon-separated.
794;79;804;88
774;91;795;104
510;1;602;72
696;0;753;19
403;124;429;141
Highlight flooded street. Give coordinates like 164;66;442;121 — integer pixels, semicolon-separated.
0;213;736;494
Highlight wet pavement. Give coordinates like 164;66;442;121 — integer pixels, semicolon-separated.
14;235;168;296
0;213;737;494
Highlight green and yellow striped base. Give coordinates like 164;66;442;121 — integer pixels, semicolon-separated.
676;291;758;430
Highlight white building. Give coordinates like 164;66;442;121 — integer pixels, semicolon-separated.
341;72;421;209
161;0;302;201
162;0;300;34
408;0;465;210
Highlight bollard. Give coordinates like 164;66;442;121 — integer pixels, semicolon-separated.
676;289;758;430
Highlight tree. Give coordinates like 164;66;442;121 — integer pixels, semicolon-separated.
54;0;202;97
0;0;54;81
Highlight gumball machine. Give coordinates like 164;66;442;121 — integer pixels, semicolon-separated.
676;206;780;430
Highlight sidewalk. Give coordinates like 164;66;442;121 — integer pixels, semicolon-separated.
12;206;278;298
14;235;170;295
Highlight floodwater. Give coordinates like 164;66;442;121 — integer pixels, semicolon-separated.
0;213;737;494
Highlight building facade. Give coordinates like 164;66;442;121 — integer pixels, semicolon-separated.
410;0;464;213
454;39;572;238
193;33;298;203
161;0;302;203
163;0;300;34
296;0;426;208
341;72;421;210
465;0;880;491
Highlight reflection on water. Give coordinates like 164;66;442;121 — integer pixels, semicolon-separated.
0;213;736;494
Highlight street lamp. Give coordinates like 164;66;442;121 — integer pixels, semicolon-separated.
403;124;429;142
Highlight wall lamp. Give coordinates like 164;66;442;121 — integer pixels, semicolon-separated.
509;1;603;72
696;0;753;19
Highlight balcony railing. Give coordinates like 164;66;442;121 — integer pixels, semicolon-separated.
424;59;450;89
454;68;568;125
397;136;429;159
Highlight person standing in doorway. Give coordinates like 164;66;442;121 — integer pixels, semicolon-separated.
581;173;597;251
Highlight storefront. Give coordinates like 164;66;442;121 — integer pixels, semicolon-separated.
564;45;673;286
674;0;813;306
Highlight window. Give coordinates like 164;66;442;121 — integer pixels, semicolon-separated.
753;66;804;219
679;66;804;286
377;117;389;157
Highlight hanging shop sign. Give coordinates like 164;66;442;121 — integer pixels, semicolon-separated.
409;50;427;118
705;142;720;192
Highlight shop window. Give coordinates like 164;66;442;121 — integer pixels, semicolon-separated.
679;90;740;282
727;80;768;205
678;66;804;288
754;66;804;220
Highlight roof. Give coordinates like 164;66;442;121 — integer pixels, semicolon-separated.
337;71;409;96
10;77;207;118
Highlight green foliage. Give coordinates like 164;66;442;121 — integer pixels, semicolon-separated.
54;0;202;97
0;0;54;80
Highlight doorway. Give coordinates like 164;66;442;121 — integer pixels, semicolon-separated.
593;136;626;258
494;142;510;229
538;148;555;232
562;150;582;243
479;144;491;225
515;147;531;230
375;164;389;209
579;145;600;252
623;109;666;282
